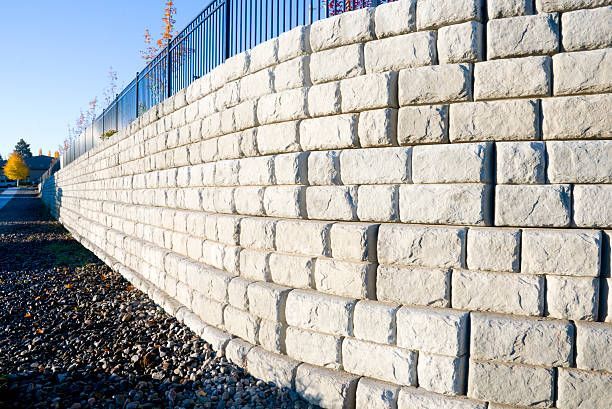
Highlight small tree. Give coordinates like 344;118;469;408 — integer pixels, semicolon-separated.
14;139;32;159
3;152;29;186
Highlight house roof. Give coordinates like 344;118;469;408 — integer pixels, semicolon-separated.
25;155;54;171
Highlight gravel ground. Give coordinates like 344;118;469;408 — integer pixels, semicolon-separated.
0;189;316;409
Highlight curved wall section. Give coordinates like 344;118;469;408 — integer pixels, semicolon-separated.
42;1;612;408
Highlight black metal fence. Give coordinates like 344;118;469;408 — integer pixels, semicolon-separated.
63;0;395;166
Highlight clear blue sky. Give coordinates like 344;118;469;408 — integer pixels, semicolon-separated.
0;1;206;159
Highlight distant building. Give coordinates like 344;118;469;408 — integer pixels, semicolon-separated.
25;155;55;184
0;155;55;186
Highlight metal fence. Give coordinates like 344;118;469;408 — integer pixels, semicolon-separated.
63;0;395;166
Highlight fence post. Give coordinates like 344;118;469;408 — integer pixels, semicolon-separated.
167;45;172;99
135;72;140;118
224;0;231;60
115;98;119;131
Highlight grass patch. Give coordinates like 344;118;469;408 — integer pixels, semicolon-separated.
44;241;98;268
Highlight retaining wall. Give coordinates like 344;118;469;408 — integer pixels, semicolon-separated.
41;1;612;407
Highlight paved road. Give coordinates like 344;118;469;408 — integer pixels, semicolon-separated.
0;188;48;223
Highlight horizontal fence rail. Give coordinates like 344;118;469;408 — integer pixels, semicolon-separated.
63;0;395;166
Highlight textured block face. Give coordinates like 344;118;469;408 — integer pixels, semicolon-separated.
417;354;467;396
277;26;310;62
495;185;571;227
307;150;341;185
340;147;411;185
373;0;416;38
542;94;612;140
399;184;492;226
329;222;378;262
416;0;483;30
305;186;358;221
274;152;308;185
438;21;483;64
340;72;398;112
546;276;599;321
474;56;552;100
263;186;306;218
470;313;574;367
575;321;612;371
257;88;308;125
553;49;612;95
352;300;398;345
468;360;554;407
573;185;612;228
488;0;535;18
295;364;359;409
467;228;521;272
224;306;259;344
547;140;612;183
561;6;612;51
300;114;358;151
256;121;300;155
275;220;331;257
314;258;376;299
450;99;540;142
310;44;365;84
285;290;355;336
398;388;487;409
307;82;341;117
557;368;612;409
365;31;436;73
488;13;560;59
452;270;544;316
397;105;448;145
357;185;399;222
268;252;313;289
399;64;472;105
309;7;374;52
521;229;602;276
412;142;493;183
377;265;451;307
356;378;400;409
377;224;466;269
396;306;469;356
358;108;398;147
342;338;417;386
245;347;298;389
496;141;546;184
285;327;342;369
247;281;290;322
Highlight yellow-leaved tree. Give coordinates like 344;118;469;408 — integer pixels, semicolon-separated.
3;152;29;186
